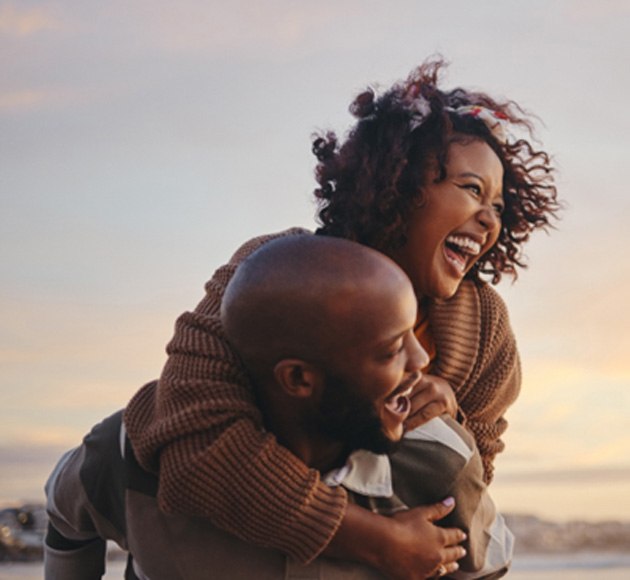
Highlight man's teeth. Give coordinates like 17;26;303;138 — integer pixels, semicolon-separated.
385;385;413;414
445;235;481;256
396;385;414;399
394;396;409;413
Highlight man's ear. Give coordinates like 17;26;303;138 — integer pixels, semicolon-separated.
273;359;323;399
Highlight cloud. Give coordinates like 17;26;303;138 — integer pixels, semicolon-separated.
10;378;140;411
494;464;630;484
144;1;325;54
503;223;630;378
567;0;630;20
0;89;47;110
494;362;630;476
575;438;630;468
1;399;127;449
31;0;363;59
1;430;80;451
0;87;92;112
0;2;60;37
491;470;630;521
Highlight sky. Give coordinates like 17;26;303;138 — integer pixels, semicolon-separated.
1;0;630;523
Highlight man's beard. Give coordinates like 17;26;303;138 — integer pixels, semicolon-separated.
312;373;400;456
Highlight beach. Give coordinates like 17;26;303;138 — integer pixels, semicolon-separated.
4;503;628;579
4;553;630;579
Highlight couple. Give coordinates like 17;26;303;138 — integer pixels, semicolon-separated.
46;235;512;579
45;57;559;579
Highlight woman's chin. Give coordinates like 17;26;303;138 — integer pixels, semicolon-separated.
412;265;465;300
425;278;462;301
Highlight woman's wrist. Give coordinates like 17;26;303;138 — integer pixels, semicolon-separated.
322;502;391;570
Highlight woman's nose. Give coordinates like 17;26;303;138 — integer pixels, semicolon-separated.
477;205;501;232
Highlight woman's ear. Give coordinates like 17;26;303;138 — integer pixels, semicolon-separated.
273;359;323;399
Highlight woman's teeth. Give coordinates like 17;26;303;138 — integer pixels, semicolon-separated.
444;235;481;273
445;234;481;256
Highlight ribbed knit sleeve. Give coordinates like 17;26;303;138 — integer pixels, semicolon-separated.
123;228;348;564
429;281;521;484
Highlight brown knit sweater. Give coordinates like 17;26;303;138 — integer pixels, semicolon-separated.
124;228;520;564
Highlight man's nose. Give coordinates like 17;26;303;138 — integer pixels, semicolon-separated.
407;332;430;371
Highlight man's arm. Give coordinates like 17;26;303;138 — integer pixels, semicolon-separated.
44;446;108;580
45;521;107;580
44;411;128;580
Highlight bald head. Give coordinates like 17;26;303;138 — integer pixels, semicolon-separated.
221;234;413;382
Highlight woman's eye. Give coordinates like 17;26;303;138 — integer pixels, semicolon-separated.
493;203;505;215
464;183;482;196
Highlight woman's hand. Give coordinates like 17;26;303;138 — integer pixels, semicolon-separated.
383;499;467;579
404;374;458;432
326;498;466;580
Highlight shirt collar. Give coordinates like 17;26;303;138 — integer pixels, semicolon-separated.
323;449;393;498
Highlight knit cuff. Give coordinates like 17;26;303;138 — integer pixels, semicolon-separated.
289;482;348;564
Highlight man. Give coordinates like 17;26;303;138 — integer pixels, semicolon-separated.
45;236;511;579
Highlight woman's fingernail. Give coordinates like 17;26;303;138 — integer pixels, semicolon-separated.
442;496;455;507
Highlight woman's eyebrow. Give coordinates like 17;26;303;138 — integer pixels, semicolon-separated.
457;171;484;182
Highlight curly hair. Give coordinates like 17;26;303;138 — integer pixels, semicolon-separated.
313;58;561;284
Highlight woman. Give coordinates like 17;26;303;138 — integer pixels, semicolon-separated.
124;58;559;579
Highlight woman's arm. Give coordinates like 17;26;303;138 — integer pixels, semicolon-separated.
124;229;352;563
427;281;521;483
457;283;521;483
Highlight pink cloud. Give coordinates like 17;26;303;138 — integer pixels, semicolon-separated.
0;2;60;36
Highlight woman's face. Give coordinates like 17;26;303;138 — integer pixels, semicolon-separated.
391;139;504;300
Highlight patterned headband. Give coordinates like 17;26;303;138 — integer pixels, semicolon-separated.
405;92;509;144
446;105;509;144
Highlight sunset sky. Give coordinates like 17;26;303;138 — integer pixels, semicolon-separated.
2;0;629;522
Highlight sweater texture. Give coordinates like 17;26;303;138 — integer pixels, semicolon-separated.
123;228;520;564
